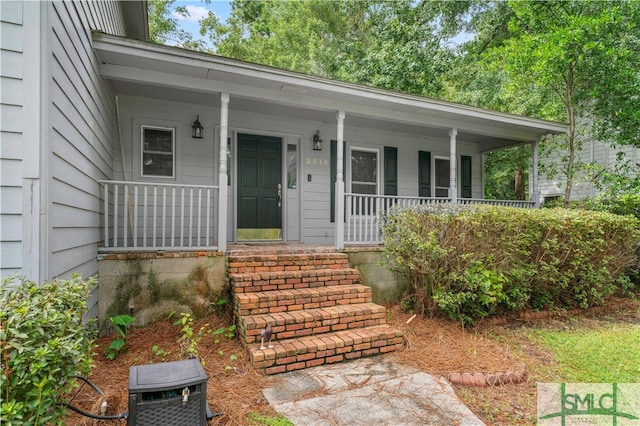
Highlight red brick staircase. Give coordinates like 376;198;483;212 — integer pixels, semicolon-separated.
228;246;404;374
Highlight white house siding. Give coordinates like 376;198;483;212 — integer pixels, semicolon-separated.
46;0;125;287
539;138;640;202
1;1;26;279
115;95;483;244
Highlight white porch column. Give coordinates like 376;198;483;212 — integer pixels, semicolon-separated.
217;93;229;251
449;128;458;203
335;111;345;248
532;138;540;207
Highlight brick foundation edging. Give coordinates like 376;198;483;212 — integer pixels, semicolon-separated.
448;366;527;387
98;250;224;260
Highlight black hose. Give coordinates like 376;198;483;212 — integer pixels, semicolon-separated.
72;375;104;395
63;403;128;420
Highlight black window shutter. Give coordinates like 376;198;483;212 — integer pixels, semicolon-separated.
418;151;431;197
384;146;398;196
461;155;472;198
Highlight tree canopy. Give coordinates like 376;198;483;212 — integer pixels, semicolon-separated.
148;0;640;202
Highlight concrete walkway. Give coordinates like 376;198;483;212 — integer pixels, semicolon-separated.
262;357;486;426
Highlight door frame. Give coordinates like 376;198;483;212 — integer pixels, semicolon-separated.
226;127;302;242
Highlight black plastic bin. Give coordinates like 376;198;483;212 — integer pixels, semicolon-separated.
128;358;208;426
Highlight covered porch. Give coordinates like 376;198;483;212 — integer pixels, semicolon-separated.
93;32;566;253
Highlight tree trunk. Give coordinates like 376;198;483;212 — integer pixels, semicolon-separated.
514;166;525;200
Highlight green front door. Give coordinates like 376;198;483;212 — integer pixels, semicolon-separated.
237;133;283;240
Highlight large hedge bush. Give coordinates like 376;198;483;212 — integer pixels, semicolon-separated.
1;276;96;425
383;205;640;326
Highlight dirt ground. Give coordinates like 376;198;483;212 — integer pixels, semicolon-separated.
66;299;640;425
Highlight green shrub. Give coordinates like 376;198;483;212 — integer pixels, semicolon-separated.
383;205;640;325
0;276;96;425
586;193;640;220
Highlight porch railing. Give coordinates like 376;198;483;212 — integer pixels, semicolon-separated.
343;193;535;245
99;180;219;251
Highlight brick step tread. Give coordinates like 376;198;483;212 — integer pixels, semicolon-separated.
226;246;340;257
234;285;372;316
239;303;388;344
249;324;404;374
228;254;350;274
230;268;362;293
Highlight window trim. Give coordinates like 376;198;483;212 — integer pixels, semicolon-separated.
349;146;380;196
140;125;176;179
434;156;450;198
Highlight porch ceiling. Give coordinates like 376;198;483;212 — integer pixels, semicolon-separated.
93;32;567;151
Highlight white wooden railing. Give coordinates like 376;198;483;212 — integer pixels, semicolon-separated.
343;193;535;244
457;198;535;208
99;181;219;251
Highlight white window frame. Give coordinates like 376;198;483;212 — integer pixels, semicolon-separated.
141;125;176;179
434;156;450;198
349;146;380;196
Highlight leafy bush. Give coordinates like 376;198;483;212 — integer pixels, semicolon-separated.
106;314;134;360
1;276;96;425
586;193;640;220
383;205;640;325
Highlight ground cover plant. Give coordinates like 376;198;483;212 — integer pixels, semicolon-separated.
383;204;640;326
527;321;640;383
1;276;96;425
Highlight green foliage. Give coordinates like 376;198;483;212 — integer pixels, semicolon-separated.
0;276;96;425
247;411;294;426
199;0;452;97
212;323;236;342
106;315;134;360
383;205;640;325
530;323;640;383
174;312;207;360
587;193;640;220
151;345;170;362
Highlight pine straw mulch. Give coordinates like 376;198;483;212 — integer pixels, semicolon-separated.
66;299;640;426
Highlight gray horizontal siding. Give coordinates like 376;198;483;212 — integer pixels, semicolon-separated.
1;2;24;279
45;1;124;280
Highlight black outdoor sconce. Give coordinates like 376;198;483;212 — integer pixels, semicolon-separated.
192;115;203;139
312;130;323;151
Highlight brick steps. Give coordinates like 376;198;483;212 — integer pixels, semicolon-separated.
233;284;372;316
239;303;387;344
230;268;362;293
228;248;403;375
249;324;404;375
228;252;349;273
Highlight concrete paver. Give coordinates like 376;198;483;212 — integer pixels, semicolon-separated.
262;357;486;426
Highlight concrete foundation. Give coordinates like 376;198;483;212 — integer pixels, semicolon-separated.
97;252;226;334
345;248;409;305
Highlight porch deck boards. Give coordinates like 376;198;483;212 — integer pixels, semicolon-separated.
228;246;404;374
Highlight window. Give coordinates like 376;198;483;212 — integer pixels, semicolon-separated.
351;148;378;195
142;126;175;178
435;157;449;197
287;143;297;189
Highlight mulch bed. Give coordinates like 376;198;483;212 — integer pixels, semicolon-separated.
66;299;640;425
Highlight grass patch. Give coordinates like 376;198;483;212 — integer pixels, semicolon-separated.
529;322;640;383
247;411;294;426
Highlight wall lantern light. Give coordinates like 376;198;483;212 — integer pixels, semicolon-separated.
192;115;203;139
312;130;323;151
